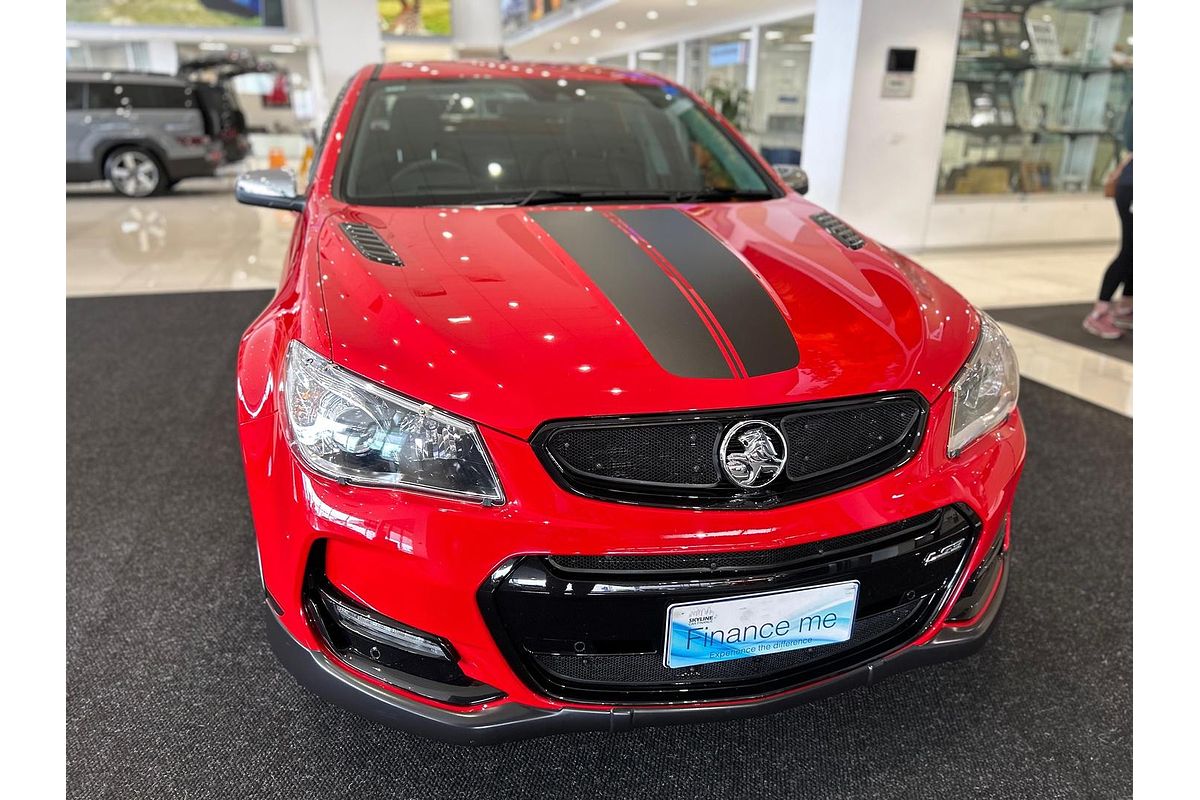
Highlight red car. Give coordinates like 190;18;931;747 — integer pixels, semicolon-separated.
235;61;1024;744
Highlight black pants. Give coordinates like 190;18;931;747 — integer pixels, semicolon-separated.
1099;180;1133;301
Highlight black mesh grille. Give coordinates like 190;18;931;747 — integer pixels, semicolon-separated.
781;398;922;481
550;509;945;576
532;393;927;509
481;505;981;704
533;600;921;686
811;212;866;250
545;421;722;486
340;222;403;266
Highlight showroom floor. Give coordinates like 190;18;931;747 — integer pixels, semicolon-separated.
65;183;1132;798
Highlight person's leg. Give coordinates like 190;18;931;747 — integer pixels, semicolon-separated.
1085;182;1132;338
1111;182;1134;326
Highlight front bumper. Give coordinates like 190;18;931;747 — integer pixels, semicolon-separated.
240;362;1025;742
265;561;1007;745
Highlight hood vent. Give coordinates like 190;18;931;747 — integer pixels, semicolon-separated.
810;212;866;250
340;222;403;266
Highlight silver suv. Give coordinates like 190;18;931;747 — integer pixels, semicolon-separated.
67;71;225;197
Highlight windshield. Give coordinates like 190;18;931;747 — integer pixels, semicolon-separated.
338;78;778;206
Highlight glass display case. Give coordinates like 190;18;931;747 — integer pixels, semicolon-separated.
938;0;1132;195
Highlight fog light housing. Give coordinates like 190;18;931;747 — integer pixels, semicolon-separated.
947;513;1009;622
303;543;503;705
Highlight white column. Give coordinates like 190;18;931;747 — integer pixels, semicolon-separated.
452;0;503;55
676;41;686;84
801;0;963;250
308;0;382;105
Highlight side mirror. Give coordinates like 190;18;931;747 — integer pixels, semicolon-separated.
235;168;304;211
773;164;809;195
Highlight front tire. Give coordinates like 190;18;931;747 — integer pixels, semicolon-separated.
105;147;165;197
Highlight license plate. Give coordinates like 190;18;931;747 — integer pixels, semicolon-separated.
664;581;860;669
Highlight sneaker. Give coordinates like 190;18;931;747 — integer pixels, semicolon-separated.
1112;298;1133;330
1083;303;1123;339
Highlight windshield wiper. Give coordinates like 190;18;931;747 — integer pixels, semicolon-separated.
668;187;777;203
477;187;775;208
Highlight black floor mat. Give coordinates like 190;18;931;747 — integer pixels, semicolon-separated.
989;303;1133;362
67;290;1132;799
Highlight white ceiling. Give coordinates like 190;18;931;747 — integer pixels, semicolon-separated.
505;0;817;62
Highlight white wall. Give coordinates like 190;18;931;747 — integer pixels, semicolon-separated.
803;0;963;250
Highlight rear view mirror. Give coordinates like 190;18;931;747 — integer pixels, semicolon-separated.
235;169;304;211
772;164;809;195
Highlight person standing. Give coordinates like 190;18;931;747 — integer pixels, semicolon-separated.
1083;101;1133;339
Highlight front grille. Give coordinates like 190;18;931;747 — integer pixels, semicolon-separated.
549;509;947;576
533;600;922;686
480;506;980;705
532;393;926;509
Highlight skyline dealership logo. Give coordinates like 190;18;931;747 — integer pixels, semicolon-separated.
719;420;788;488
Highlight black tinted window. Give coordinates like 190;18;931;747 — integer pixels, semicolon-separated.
85;82;192;110
340;79;774;206
123;83;193;109
86;82;121;110
66;82;84;110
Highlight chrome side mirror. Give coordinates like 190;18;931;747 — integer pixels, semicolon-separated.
773;164;809;195
235;168;304;211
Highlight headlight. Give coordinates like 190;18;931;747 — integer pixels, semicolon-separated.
948;313;1019;457
282;341;504;503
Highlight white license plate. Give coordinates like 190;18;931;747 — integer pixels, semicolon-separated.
664;581;860;669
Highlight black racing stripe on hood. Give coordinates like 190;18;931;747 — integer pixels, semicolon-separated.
616;208;800;377
530;210;735;379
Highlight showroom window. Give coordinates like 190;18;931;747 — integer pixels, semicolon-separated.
636;48;678;80
937;0;1133;195
749;18;813;165
685;30;753;130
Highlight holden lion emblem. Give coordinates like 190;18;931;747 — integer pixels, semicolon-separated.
719;420;788;489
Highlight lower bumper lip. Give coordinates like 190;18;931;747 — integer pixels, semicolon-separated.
263;564;1008;746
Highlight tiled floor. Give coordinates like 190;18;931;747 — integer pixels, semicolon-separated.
65;183;1130;416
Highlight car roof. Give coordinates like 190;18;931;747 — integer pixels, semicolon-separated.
372;60;672;86
66;70;188;86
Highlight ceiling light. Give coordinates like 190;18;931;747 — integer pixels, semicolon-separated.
799;33;816;43
590;28;601;38
686;0;699;6
639;51;665;61
646;10;660;20
198;41;228;51
738;31;754;40
269;43;297;53
569;35;580;44
459;96;475;110
615;21;627;30
552;41;563;50
487;162;503;178
765;30;784;40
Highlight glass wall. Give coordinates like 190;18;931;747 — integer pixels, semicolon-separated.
635;48;678;80
750;19;814;164
937;0;1133;195
579;13;814;164
685;29;752;130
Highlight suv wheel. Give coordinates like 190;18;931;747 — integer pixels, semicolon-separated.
105;147;165;197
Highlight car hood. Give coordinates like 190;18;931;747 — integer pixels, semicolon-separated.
315;196;978;439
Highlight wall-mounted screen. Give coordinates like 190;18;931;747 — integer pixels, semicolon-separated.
379;0;452;37
67;0;285;27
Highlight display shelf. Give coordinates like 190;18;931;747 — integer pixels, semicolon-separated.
938;0;1133;196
